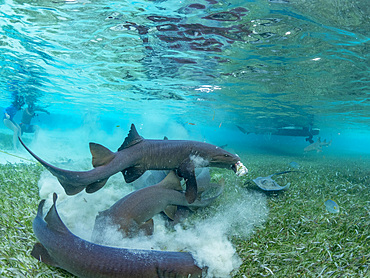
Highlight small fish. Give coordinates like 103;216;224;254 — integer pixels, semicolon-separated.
324;199;339;213
116;125;120;128
187;122;196;126
236;125;247;134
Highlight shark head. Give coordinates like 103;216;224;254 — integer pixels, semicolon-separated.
207;147;241;170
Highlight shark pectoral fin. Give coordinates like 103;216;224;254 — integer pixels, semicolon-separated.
90;143;115;168
31;243;59;267
185;176;198;204
178;163;197;204
140;219;154;236
164;205;178;220
86;178;109;193
122;167;146;183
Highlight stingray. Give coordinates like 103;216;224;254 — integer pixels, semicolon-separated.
251;171;299;191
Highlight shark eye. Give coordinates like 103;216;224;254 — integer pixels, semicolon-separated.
224;154;231;157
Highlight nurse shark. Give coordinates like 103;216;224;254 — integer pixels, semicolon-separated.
92;171;224;241
31;193;203;278
19;124;247;203
304;137;332;153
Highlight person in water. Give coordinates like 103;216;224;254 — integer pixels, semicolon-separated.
3;96;25;151
19;100;50;143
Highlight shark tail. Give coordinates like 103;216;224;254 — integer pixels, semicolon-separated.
86;178;109;193
19;137;90;196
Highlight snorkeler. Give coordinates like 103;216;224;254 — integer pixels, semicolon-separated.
19;100;50;143
3;96;25;151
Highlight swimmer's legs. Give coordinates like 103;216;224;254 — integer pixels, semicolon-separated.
3;119;21;151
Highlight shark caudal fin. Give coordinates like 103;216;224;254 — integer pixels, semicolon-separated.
85;179;110;193
18;137;87;195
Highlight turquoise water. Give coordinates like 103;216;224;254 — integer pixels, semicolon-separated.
1;0;369;156
0;0;369;179
0;1;369;277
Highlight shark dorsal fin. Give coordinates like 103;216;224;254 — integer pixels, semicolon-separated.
44;193;70;235
37;199;46;217
90;143;115;168
118;124;143;151
158;171;183;191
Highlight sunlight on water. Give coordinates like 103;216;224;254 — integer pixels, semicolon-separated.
1;0;368;130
